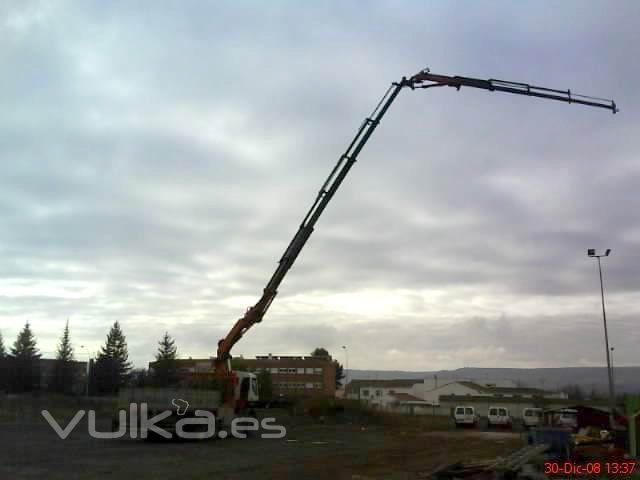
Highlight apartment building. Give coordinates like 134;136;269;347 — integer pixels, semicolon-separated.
243;355;336;398
154;354;336;398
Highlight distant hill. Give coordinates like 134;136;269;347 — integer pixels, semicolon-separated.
346;366;640;395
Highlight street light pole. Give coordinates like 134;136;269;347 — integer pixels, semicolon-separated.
80;345;92;398
341;345;349;389
588;248;616;429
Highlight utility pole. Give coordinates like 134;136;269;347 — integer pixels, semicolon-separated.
80;345;93;398
610;347;616;391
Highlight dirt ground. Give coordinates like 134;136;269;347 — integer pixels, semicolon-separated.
1;416;522;480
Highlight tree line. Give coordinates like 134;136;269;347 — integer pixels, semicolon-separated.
0;324;346;397
0;321;181;395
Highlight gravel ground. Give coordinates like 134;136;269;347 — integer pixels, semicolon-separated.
0;417;521;480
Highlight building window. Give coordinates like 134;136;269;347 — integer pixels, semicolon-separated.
314;368;322;375
305;367;314;374
287;368;297;374
271;368;278;374
375;390;382;397
297;368;305;374
278;368;288;374
314;383;322;389
362;390;370;397
306;383;314;389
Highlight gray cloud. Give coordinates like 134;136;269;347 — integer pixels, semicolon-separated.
1;1;638;369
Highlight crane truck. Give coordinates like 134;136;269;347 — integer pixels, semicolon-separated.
123;68;615;440
210;68;615;397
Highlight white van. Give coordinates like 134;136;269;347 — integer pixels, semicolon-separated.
454;406;479;427
522;407;543;428
487;406;512;428
554;408;578;430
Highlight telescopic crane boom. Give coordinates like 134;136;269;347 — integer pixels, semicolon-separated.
214;68;616;374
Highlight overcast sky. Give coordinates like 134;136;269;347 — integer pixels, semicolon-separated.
1;1;638;370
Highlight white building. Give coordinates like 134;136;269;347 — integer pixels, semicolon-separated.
422;381;568;404
344;379;420;402
373;392;432;415
344;378;568;416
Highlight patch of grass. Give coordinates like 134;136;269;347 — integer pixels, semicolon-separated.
367;410;454;431
0;393;117;422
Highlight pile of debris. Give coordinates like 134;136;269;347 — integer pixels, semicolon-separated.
425;443;549;480
573;426;627;461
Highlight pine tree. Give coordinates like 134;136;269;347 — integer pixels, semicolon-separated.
95;321;132;393
334;361;345;388
0;331;7;391
10;322;41;392
51;321;76;394
311;347;330;357
153;332;179;387
93;355;120;395
311;347;344;388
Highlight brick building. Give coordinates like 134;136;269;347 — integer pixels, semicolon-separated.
152;354;336;398
245;355;336;398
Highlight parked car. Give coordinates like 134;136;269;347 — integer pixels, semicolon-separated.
454;406;479;427
522;407;543;428
487;406;512;428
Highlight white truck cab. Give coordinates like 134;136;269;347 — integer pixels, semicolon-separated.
522;407;543;428
487;406;512;428
234;371;260;404
454;406;479;427
554;408;578;430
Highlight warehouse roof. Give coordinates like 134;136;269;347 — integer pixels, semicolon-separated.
345;379;419;394
455;381;547;396
390;392;425;403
